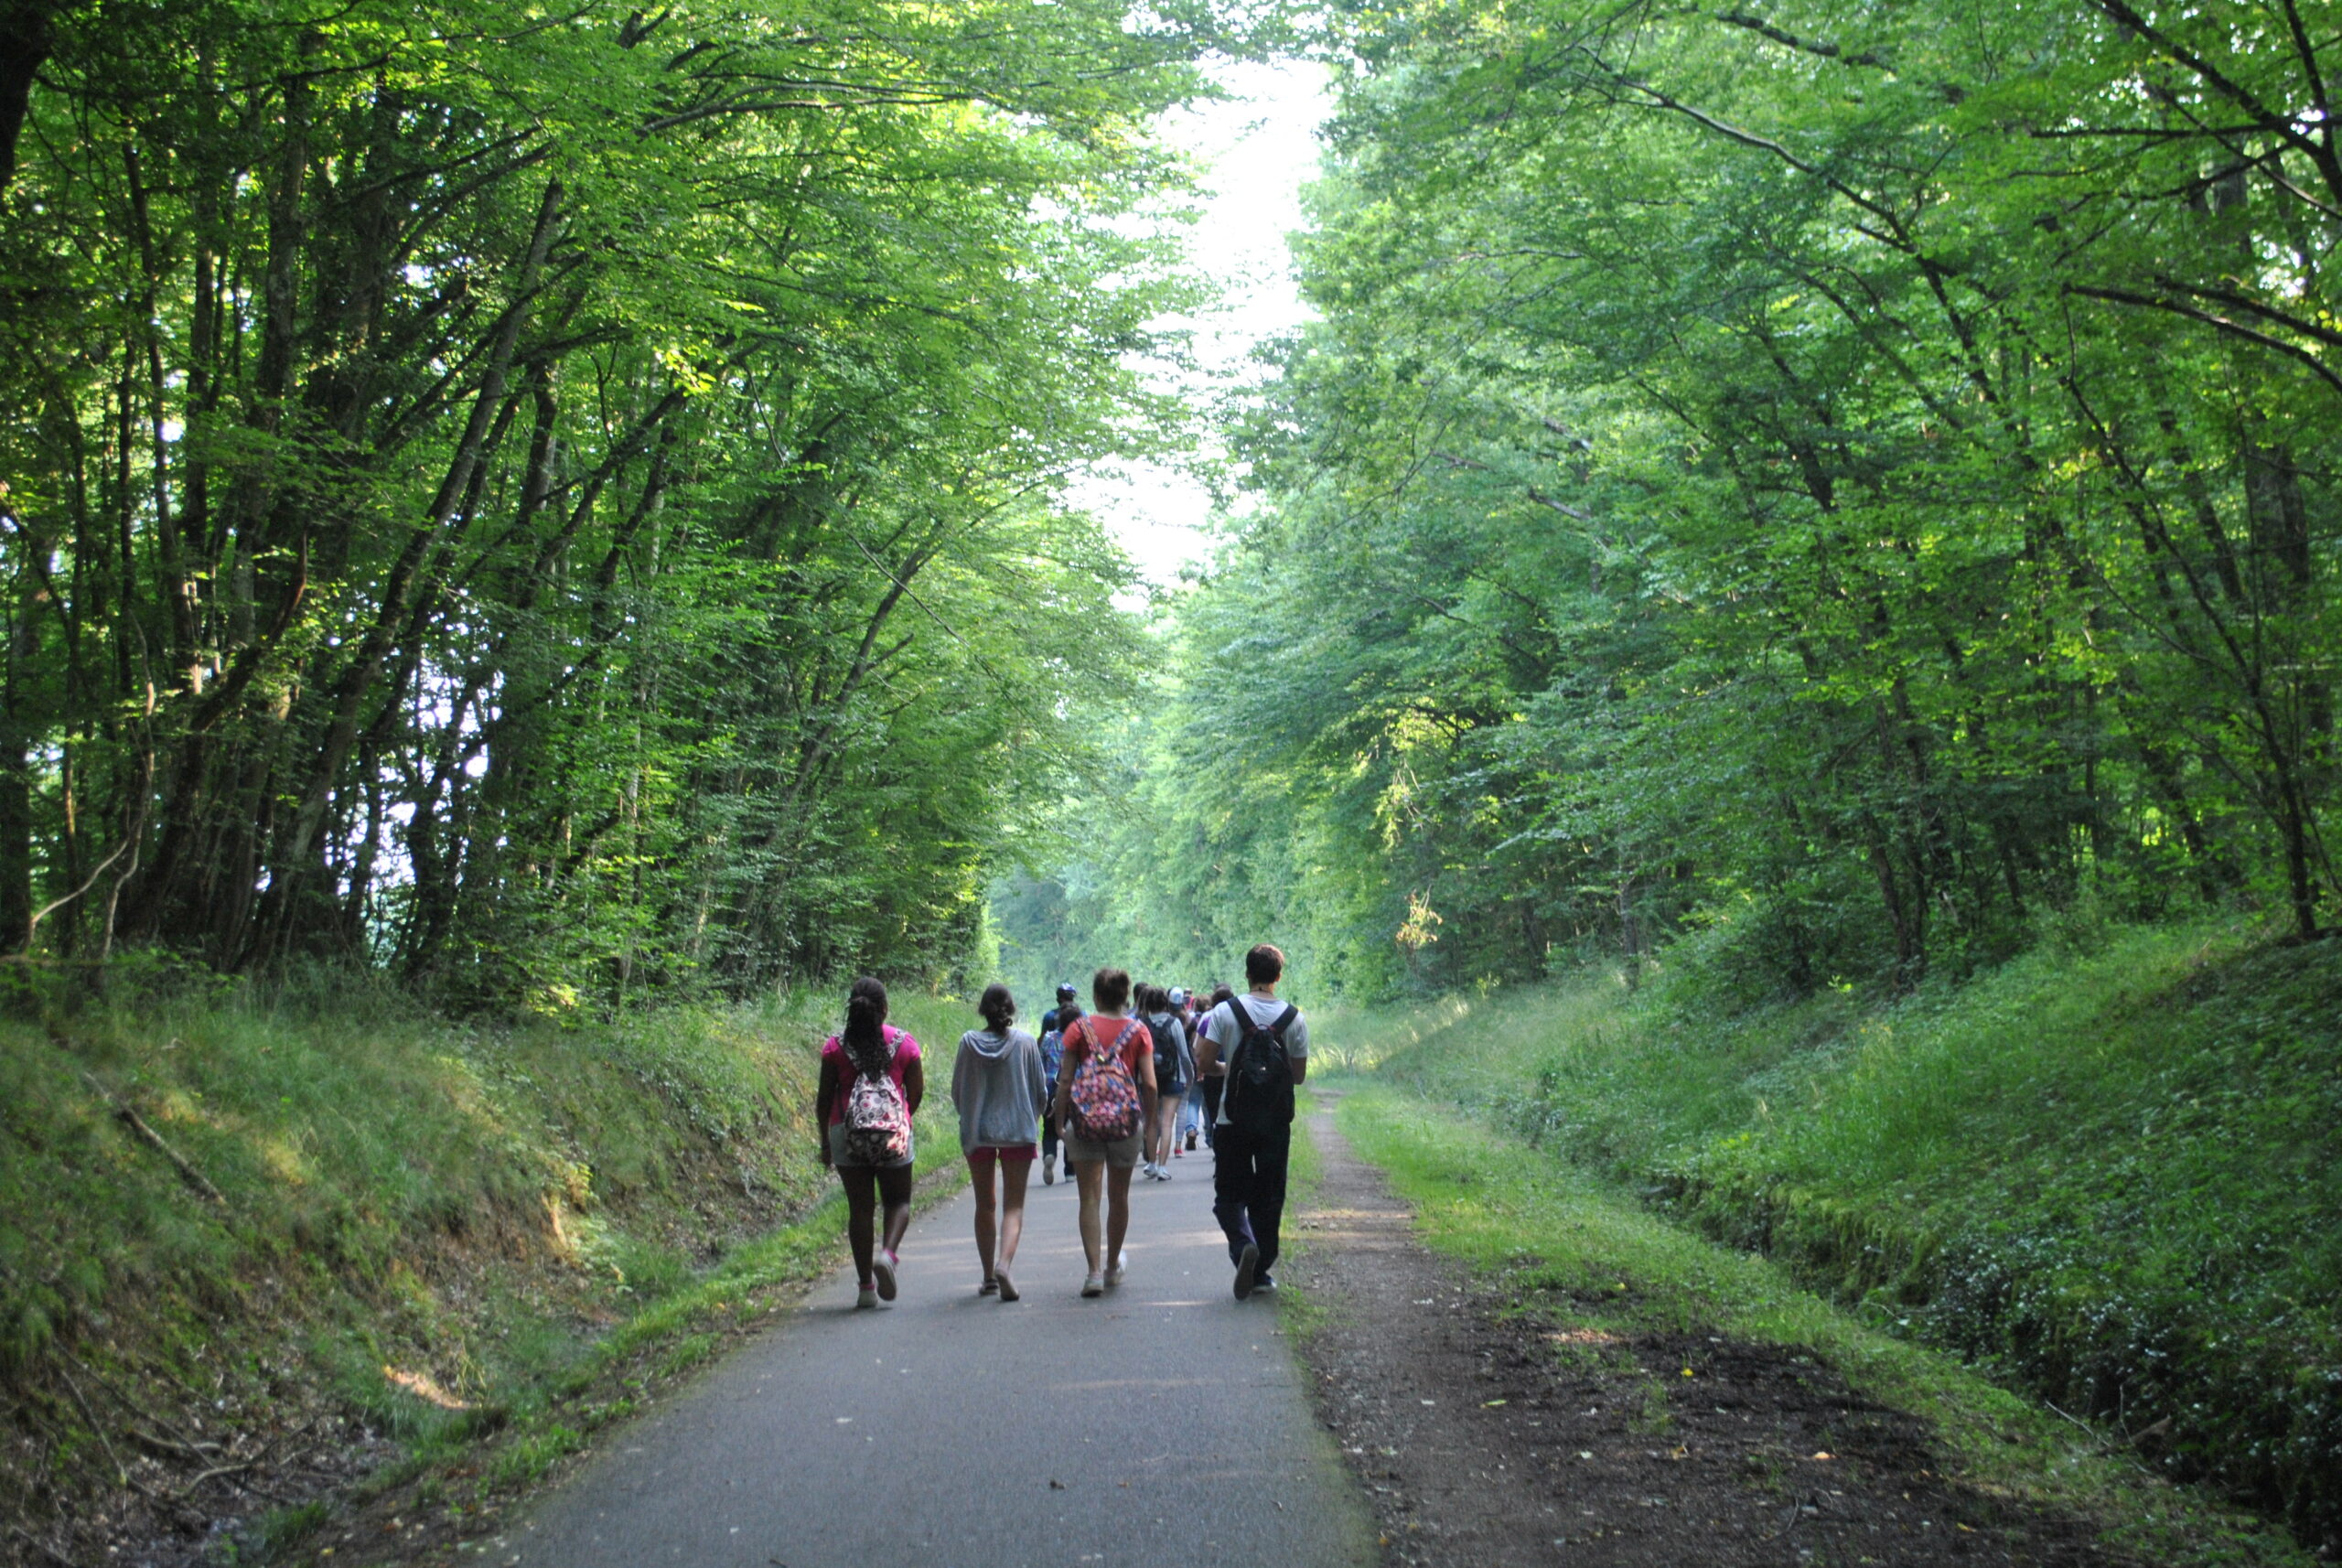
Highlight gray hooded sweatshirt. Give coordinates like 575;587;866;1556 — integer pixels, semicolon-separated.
951;1026;1047;1150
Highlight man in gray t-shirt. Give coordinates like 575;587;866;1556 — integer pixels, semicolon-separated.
1194;943;1308;1300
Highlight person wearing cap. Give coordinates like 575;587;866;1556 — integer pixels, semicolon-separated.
1036;995;1080;1186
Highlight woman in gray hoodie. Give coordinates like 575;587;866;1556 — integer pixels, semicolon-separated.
951;983;1047;1301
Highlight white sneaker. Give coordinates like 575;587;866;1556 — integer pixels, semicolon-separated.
855;1287;879;1309
1104;1256;1126;1287
1081;1273;1104;1297
1042;1155;1057;1186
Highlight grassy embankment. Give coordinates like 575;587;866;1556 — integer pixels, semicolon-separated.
1312;918;2340;1558
0;971;978;1565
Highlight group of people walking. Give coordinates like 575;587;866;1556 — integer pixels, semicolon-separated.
813;944;1308;1307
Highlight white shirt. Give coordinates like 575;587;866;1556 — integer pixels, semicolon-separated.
1204;992;1308;1126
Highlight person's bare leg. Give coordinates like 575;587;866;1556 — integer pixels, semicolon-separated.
997;1157;1031;1274
840;1166;877;1288
971;1159;998;1283
1074;1158;1104;1273
1105;1162;1135;1271
878;1165;914;1257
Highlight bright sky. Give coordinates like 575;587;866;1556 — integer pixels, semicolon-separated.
1068;58;1330;585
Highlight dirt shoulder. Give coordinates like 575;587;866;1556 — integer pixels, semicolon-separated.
1286;1094;2139;1568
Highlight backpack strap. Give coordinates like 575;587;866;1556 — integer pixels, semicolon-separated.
1234;1001;1296;1040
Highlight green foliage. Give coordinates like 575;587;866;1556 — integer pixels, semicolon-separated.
1015;0;2342;1005
1363;924;2342;1550
0;972;970;1552
0;0;1273;1000
1334;1087;2309;1568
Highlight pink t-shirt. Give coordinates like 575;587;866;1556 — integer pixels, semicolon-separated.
822;1026;920;1126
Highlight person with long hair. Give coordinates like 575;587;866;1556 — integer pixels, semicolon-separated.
815;977;923;1309
1195;983;1236;1150
1051;967;1156;1296
951;983;1047;1301
1136;983;1190;1180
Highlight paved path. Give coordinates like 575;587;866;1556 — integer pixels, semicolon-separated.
510;1146;1375;1568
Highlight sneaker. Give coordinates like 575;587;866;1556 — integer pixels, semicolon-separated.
1042;1155;1057;1186
979;1277;998;1295
1185;1130;1198;1152
855;1287;879;1309
1080;1273;1105;1297
1254;1272;1277;1291
996;1270;1019;1303
1104;1257;1126;1287
873;1251;898;1302
1233;1241;1259;1301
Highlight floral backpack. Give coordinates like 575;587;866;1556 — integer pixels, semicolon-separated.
1066;1016;1143;1143
841;1026;911;1165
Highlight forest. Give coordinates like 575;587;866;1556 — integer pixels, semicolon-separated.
4;0;2335;1012
1004;0;2342;1004
0;0;1253;1003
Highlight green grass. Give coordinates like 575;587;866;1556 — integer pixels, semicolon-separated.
1336;1086;2309;1568
1349;918;2342;1553
0;969;984;1560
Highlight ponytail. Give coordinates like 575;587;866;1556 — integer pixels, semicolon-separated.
843;975;888;1061
978;983;1015;1033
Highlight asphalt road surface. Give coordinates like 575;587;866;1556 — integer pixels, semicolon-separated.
509;1144;1375;1568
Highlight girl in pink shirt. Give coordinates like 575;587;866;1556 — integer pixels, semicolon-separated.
816;976;924;1308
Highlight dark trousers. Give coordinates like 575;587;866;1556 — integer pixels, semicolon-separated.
1211;1122;1292;1273
1200;1077;1223;1149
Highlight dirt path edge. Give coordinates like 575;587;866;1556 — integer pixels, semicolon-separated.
1286;1092;2138;1568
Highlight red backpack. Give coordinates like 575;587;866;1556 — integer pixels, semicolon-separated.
1066;1017;1144;1142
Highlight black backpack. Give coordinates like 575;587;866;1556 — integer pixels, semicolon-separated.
1221;1001;1298;1135
1147;1013;1184;1085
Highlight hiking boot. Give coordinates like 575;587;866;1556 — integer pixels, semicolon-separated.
855;1287;879;1309
1080;1273;1105;1297
1233;1242;1259;1301
873;1251;898;1302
